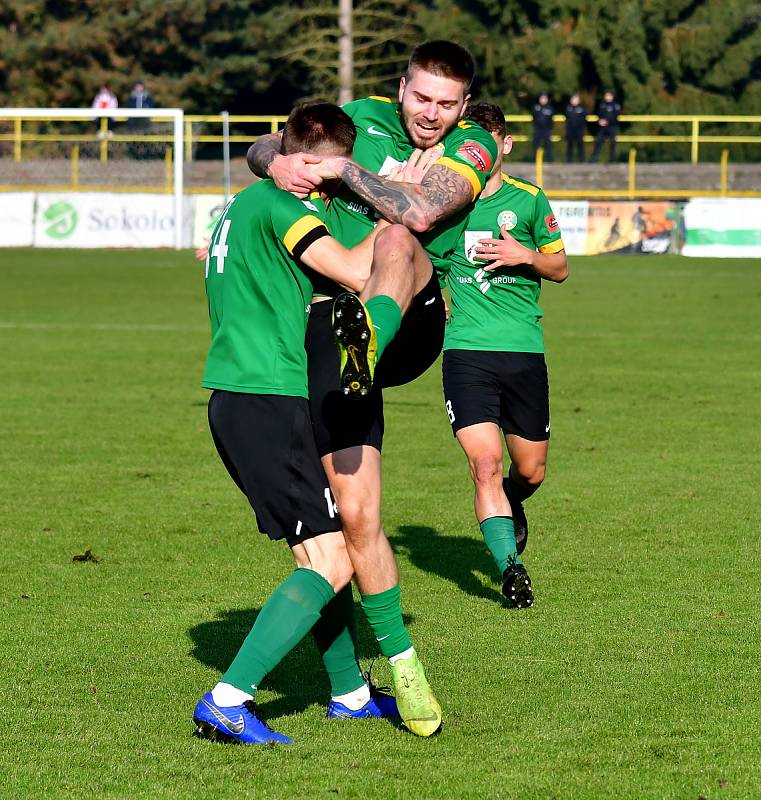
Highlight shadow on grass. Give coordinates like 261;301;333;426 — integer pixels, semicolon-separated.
188;604;412;720
393;524;506;606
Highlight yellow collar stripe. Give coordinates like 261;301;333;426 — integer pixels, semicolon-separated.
283;215;324;254
503;175;540;197
435;156;481;200
368;95;393;103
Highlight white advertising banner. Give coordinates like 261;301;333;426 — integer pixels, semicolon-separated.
33;193;182;248
683;198;761;258
551;200;589;256
192;194;228;249
0;192;35;246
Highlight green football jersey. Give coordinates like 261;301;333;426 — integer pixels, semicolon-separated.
444;174;565;354
202;180;329;396
326;96;499;277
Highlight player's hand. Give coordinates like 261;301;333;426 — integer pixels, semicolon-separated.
303;155;346;182
475;227;535;269
195;237;209;262
386;145;443;184
268;152;323;197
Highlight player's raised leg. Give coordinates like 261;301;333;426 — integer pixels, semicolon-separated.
333;225;434;396
454;422;533;608
322;445;442;736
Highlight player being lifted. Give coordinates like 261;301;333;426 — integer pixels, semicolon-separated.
441;103;568;607
248;41;498;733
194;104;439;744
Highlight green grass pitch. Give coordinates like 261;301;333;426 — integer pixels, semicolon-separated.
1;249;759;799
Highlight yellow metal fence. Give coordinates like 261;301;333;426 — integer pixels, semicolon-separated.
2;113;760;198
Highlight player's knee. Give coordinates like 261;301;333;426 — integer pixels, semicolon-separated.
515;460;545;488
308;537;354;591
337;495;381;543
471;453;503;488
375;224;415;258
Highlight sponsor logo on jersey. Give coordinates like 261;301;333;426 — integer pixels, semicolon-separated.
464;230;492;264
43;201;78;239
498;210;517;230
367;125;392;138
545;214;559;233
456;141;493;173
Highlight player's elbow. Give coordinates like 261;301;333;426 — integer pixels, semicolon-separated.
406;209;435;233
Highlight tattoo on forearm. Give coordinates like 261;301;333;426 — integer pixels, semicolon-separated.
247;134;282;178
339;162;472;230
420;166;472;218
340;161;417;226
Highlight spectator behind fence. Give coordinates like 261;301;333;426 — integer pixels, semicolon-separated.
126;80;156;158
565;93;586;162
591;90;621;162
92;84;117;135
126;80;155;131
532;92;554;161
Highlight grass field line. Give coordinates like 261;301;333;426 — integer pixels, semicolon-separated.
0;321;207;333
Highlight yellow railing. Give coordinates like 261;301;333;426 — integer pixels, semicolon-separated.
2;113;761;198
2;113;761;164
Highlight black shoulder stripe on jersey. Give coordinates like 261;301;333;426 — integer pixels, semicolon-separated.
292;225;330;261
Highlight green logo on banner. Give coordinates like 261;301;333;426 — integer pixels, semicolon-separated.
44;201;78;239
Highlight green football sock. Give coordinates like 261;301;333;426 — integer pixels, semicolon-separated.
311;583;365;696
480;516;520;574
365;295;402;362
360;585;412;659
222;567;335;694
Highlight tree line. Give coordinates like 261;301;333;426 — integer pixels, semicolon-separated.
1;0;759;159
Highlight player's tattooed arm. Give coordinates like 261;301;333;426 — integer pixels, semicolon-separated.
247;132;321;197
247;133;281;178
314;155;473;233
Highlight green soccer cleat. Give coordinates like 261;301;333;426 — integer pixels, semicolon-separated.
332;293;377;396
390;651;442;737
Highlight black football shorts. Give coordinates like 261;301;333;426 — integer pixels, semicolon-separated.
442;349;550;441
208;390;340;546
306;271;446;456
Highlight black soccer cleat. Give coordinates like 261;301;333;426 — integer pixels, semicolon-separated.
503;477;529;555
332;293;377;397
502;558;534;609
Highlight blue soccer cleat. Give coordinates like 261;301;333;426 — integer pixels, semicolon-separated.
192;692;293;745
327;685;400;719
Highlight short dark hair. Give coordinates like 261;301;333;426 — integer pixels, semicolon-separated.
406;40;475;91
466;102;506;138
281;102;356;156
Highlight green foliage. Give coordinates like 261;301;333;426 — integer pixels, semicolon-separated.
0;0;758;131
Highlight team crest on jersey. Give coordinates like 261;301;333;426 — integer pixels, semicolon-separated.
464;230;492;264
456;142;493;173
498;210;517;230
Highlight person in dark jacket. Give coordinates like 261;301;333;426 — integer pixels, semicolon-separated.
532;93;554;161
565;94;586;162
591;90;621;162
126;80;156;157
